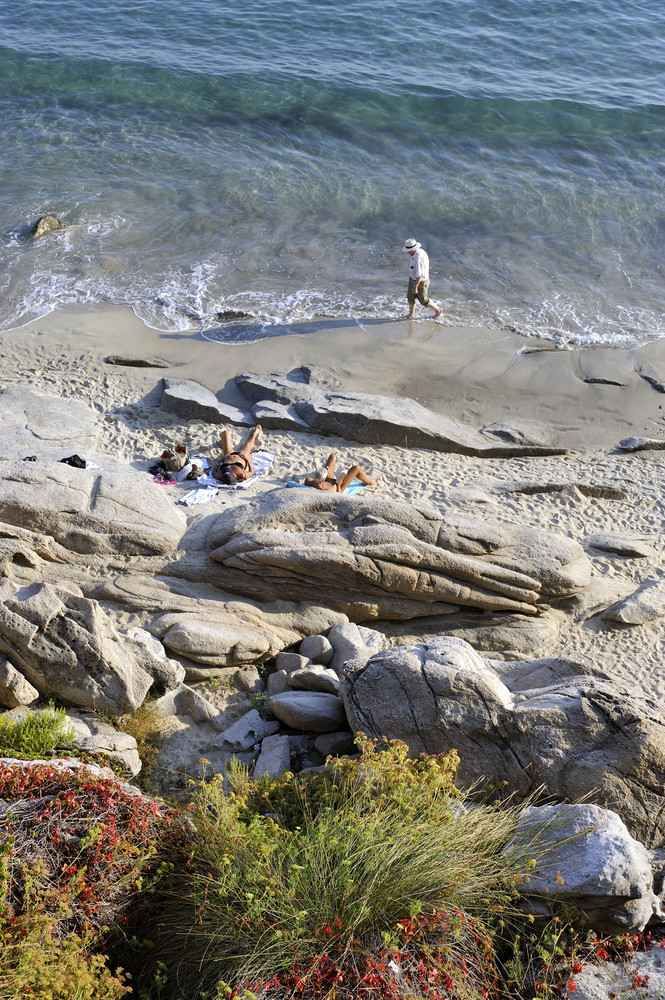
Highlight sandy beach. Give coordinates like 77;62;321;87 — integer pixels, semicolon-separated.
2;304;665;702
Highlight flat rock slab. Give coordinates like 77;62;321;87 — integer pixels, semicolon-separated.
268;691;348;732
233;368;569;456
0;459;186;555
105;355;182;368
584;531;655;558
602;578;665;625
161;378;250;425
571;350;634;387
207;490;591;621
570;949;665;1000
0;385;98;460
618;436;665;452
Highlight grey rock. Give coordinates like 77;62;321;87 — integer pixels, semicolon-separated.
0;655;39;707
299;634;334;665
510;803;660;932
314;731;356;757
584;532;655;558
555;575;635;623
275;652;311;675
122;627;185;694
268;691;348;732
328;623;386;674
569;949;665;1000
267;670;290;696
618;436;665;452
0;458;186;555
105;355;179;368
341;636;665;847
0;581;153;715
65;710;142;778
235;368;568;457
210;709;279;751
161;378;250;425
155;614;292;667
234;665;265;694
153;682;228;728
31;215;66;238
208;491;591;620
288;666;340;695
602;578;665;625
254;734;292;778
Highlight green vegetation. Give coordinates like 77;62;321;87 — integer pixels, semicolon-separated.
0;734;653;999
134;738;546;999
0;705;74;758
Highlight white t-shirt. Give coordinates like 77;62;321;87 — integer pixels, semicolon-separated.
408;248;429;281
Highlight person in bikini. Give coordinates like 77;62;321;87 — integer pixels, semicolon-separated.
211;425;262;484
304;453;379;493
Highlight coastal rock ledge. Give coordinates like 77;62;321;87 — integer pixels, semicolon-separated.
207;490;592;620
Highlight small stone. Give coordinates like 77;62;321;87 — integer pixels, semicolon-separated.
275;652;311;675
234;666;265;694
0;657;39;708
254;735;291;779
209;709;279;751
299;634;334;665
267;670;290;696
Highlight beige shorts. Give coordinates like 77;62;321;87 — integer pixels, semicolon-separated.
407;277;430;305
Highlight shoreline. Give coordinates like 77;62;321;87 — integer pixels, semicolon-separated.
3;304;665;451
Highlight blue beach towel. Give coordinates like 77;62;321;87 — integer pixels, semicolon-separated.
285;479;367;495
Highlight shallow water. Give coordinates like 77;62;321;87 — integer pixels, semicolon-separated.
2;0;664;347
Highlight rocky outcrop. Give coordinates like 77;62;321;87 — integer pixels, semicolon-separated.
229;367;569;456
0;459;186;556
340;636;665;847
207;491;591;620
0;580;153;715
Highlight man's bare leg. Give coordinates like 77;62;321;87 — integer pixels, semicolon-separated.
337;463;379;493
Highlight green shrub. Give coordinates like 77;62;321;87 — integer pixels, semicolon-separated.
140;737;543;1000
0;706;75;758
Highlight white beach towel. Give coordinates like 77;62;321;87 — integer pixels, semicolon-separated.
176;487;220;507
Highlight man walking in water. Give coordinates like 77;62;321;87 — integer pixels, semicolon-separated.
403;237;443;319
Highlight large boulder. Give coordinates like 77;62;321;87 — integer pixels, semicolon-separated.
0;459;186;555
0;580;153;715
510;803;661;932
340;636;665;847
207;491;591;621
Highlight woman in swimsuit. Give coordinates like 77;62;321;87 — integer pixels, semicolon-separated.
304;453;379;493
211;425;262;484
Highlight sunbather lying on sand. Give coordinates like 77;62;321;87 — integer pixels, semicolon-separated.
211;425;262;484
304;453;379;493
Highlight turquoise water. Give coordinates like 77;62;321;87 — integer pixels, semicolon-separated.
1;0;664;346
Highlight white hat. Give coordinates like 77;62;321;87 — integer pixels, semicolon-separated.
402;238;421;252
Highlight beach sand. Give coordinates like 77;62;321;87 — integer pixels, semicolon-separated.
3;304;665;700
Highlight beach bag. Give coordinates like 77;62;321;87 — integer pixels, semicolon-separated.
161;445;188;472
60;454;86;468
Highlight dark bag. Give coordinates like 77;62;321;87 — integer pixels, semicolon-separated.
60;454;86;468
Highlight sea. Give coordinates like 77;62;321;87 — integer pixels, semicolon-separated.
1;0;664;348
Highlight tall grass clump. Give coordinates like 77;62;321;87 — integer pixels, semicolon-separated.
0;705;74;758
141;737;543;1000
